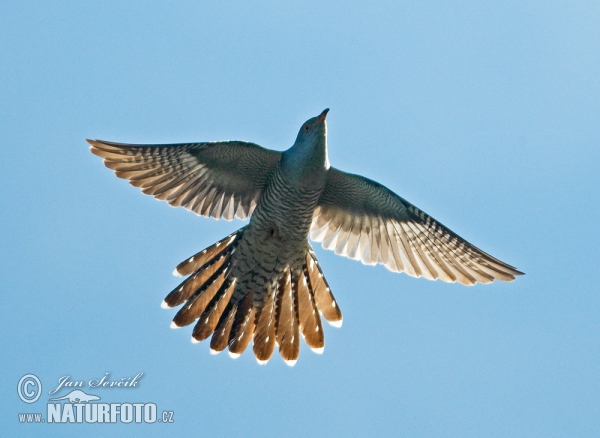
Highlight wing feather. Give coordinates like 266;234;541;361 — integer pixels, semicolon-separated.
311;168;523;284
89;139;281;220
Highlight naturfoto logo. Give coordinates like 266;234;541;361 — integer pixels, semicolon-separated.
17;373;175;425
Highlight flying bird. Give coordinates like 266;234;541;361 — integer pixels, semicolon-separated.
89;109;523;366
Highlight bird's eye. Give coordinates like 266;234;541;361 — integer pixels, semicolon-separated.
303;124;310;132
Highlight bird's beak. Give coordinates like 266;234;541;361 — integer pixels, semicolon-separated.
318;108;330;121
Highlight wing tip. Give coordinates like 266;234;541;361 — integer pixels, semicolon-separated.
498;269;525;282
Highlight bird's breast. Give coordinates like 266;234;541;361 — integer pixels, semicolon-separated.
249;167;323;243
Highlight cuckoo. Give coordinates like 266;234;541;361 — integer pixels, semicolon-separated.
89;109;523;365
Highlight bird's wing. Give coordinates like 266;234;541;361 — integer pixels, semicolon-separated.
310;168;523;285
89;139;282;220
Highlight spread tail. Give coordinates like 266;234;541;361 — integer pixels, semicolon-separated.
163;230;343;365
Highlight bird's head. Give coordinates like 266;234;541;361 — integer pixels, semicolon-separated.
282;109;331;180
294;108;329;147
290;108;330;169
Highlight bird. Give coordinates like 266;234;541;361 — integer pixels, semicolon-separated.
88;108;523;366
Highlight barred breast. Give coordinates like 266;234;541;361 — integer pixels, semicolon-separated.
229;166;325;306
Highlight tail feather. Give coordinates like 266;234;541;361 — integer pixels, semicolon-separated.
163;233;342;364
209;303;237;352
228;291;256;356
306;249;343;326
173;229;243;277
276;268;300;365
165;229;244;328
297;265;325;351
192;279;236;341
166;254;229;310
253;284;278;363
172;268;228;327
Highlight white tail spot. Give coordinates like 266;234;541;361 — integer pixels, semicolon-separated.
256;357;269;365
310;346;324;355
170;321;181;329
210;348;220;355
191;337;200;344
161;300;171;309
328;318;343;328
172;268;182;277
228;351;241;359
284;358;297;367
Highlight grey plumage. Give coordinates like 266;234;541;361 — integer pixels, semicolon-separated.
89;108;523;365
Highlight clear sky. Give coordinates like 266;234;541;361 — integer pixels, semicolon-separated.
1;1;599;437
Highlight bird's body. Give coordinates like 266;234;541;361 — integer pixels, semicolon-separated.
231;166;322;304
89;109;523;365
222;166;327;362
233;113;329;302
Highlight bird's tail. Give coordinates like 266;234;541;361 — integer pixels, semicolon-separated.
163;230;343;365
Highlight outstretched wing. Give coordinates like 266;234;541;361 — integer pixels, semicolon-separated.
88;139;282;220
310;168;523;285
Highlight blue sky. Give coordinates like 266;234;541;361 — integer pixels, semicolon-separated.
1;1;598;437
